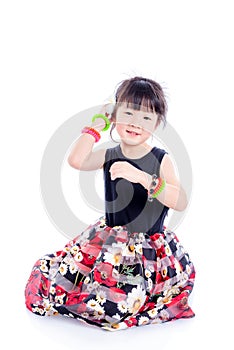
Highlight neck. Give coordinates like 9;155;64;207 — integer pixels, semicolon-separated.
120;142;152;159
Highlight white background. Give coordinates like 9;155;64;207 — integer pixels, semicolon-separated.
1;0;233;349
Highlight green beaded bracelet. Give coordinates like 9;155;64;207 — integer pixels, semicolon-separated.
92;114;111;131
152;178;166;198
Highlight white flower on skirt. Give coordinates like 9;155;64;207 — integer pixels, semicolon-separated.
103;242;126;266
135;244;143;255
165;243;172;256
112;313;121;320
123;245;136;258
148;308;158;318
93;305;105;320
145;269;152;278
74;251;83;262
117;300;128;314
59;263;68;276
126;285;146;314
174;259;182;274
147;278;153;291
70;245;79;255
32;306;45;315
138;316;149;326
69;262;78;274
103;251;122;266
96;290;107;305
40;260;48;273
50;286;56;295
55;294;66;304
87;299;98;309
84;276;90;284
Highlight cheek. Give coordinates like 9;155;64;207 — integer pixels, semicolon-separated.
115;122;126;134
141;121;156;133
116;115;129;125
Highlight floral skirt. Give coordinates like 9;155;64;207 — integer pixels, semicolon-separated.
25;217;195;331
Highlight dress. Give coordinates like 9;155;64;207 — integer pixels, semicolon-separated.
25;145;195;331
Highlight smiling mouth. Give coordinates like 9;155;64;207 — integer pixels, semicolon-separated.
126;130;141;136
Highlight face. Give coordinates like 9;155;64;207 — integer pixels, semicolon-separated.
114;102;158;145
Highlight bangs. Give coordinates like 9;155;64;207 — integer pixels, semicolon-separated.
112;76;168;128
116;80;161;114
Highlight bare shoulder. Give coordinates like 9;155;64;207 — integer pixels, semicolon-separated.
160;153;179;185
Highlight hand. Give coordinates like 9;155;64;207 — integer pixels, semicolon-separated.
91;104;114;132
100;103;114;118
91;117;106;132
109;161;141;183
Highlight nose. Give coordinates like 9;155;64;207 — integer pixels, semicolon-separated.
128;114;142;128
129;122;142;129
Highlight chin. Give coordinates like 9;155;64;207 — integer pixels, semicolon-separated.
121;137;141;146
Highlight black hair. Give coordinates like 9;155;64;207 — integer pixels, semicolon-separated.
110;76;168;141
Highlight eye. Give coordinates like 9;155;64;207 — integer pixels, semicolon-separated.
125;111;133;116
143;116;152;120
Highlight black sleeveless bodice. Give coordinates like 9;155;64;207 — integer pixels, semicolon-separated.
103;145;169;235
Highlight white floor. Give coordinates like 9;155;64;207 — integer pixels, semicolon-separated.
1;1;233;349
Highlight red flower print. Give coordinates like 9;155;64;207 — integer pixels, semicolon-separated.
40;274;49;297
94;262;117;287
55;250;63;257
66;291;80;306
165;292;195;319
124;317;138;328
54;285;66;296
150;233;161;241
139;301;155;313
25;267;50;310
156;272;163;283
65;283;83;305
75;292;89;303
82;252;97;267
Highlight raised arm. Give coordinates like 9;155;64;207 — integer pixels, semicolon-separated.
67;112;108;171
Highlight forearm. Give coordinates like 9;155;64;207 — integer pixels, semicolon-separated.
67;133;95;168
157;183;188;211
67;118;105;168
138;171;188;212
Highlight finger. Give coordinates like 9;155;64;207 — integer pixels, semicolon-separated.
110;168;122;180
110;172;118;180
100;103;114;117
112;161;125;169
109;163;120;172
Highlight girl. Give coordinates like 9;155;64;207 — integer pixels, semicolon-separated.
25;76;195;331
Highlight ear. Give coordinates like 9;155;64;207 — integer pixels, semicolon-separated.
110;104;118;123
